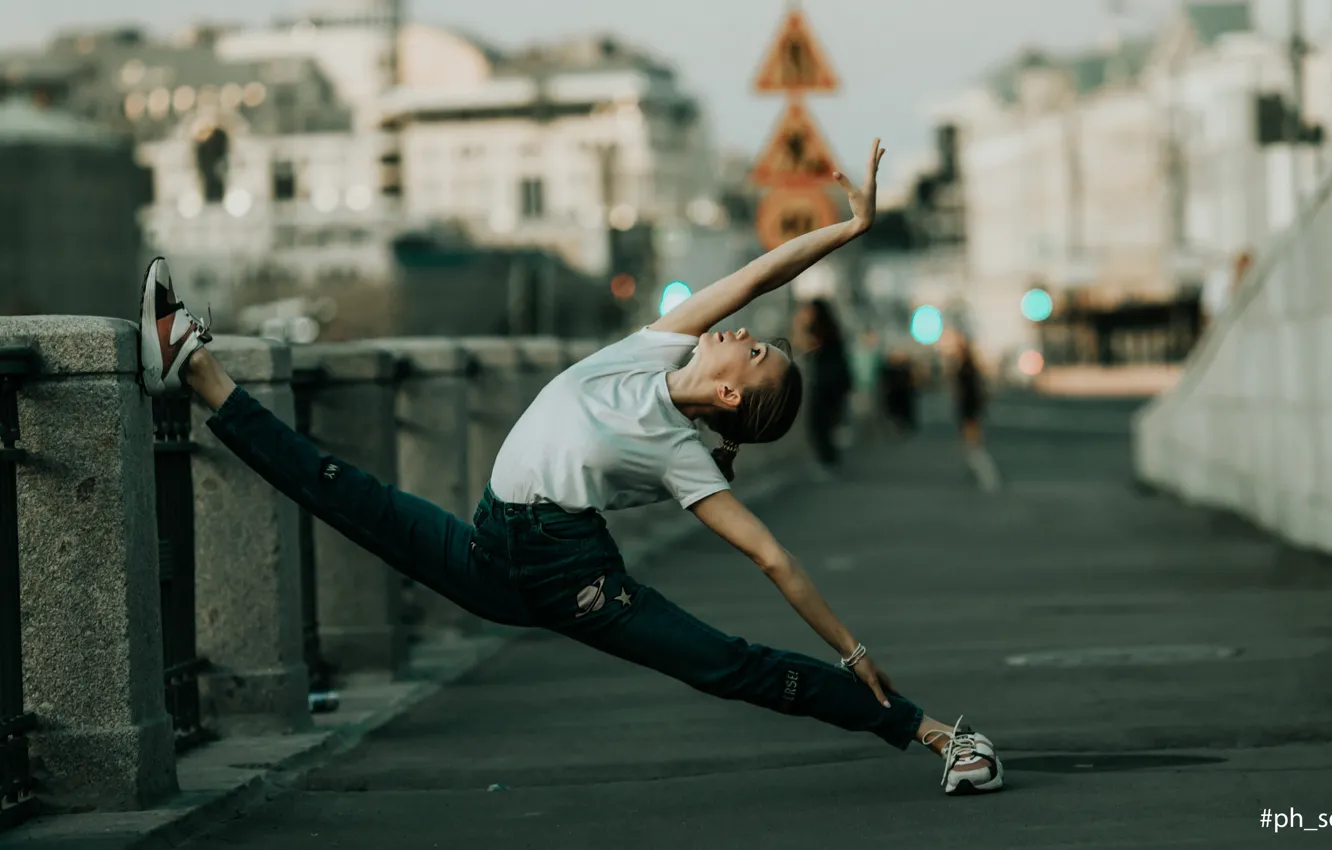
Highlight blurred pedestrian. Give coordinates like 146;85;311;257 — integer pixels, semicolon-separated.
794;298;854;475
880;349;918;436
954;337;983;440
848;329;884;441
952;337;1000;491
136;137;1004;799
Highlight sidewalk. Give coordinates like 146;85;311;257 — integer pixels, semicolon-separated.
0;632;511;850
160;428;1332;849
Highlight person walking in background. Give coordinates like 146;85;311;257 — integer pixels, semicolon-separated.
880;348;918;437
847;328;884;442
953;336;1001;492
794;298;853;476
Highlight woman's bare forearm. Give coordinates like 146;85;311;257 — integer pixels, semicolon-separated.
763;553;858;657
744;219;863;298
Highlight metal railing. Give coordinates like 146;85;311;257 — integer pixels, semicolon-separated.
0;346;37;831
152;396;211;752
290;367;337;713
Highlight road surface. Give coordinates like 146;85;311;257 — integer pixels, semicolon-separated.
183;400;1332;848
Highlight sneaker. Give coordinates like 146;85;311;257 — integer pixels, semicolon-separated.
138;257;212;397
923;716;1004;796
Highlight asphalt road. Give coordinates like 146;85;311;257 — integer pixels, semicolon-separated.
182;400;1332;849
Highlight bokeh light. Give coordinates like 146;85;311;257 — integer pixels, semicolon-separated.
910;305;944;345
1021;288;1054;322
658;281;692;316
1018;349;1045;376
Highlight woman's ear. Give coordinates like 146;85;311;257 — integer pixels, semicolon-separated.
716;382;743;411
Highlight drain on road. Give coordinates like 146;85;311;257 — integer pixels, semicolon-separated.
1005;645;1242;668
1006;754;1227;773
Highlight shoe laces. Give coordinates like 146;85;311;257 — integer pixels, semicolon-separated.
183;303;214;342
921;715;983;786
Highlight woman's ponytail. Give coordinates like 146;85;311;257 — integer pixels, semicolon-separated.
711;438;740;482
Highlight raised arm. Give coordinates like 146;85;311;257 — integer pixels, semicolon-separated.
650;138;886;338
688;489;895;708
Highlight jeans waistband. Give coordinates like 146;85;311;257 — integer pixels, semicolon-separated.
482;484;600;523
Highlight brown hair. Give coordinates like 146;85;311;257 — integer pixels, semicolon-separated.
704;338;804;481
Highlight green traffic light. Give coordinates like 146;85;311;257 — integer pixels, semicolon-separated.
659;281;692;316
1021;288;1053;322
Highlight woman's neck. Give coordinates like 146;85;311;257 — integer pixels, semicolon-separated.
664;367;715;420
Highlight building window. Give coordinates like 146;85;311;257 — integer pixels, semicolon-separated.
520;177;545;219
273;160;296;201
142;164;157;205
195;127;229;204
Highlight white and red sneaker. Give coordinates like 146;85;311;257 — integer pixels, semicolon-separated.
138;257;211;397
924;716;1005;796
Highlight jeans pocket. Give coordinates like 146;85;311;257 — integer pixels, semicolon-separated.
534;519;590;544
533;510;602;544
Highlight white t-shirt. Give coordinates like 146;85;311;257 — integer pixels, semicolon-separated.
489;328;731;512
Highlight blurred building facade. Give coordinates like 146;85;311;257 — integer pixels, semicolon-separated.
905;1;1330;379
0;99;148;319
383;33;721;279
0;24;391;321
0;1;744;341
217;0;404;131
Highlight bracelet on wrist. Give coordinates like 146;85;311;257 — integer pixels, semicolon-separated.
838;643;867;670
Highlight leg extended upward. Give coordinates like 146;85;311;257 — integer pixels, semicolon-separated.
137;257;530;627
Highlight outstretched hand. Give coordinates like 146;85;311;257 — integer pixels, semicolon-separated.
834;138;885;235
851;652;894;708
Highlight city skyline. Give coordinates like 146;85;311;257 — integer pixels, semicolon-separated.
0;0;1247;172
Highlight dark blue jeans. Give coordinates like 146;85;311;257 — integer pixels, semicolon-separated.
207;386;924;749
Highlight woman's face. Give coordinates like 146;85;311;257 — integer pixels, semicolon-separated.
694;328;791;405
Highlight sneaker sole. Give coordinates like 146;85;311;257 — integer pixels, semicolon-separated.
946;778;1004;796
946;769;1005;796
138;257;167;394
